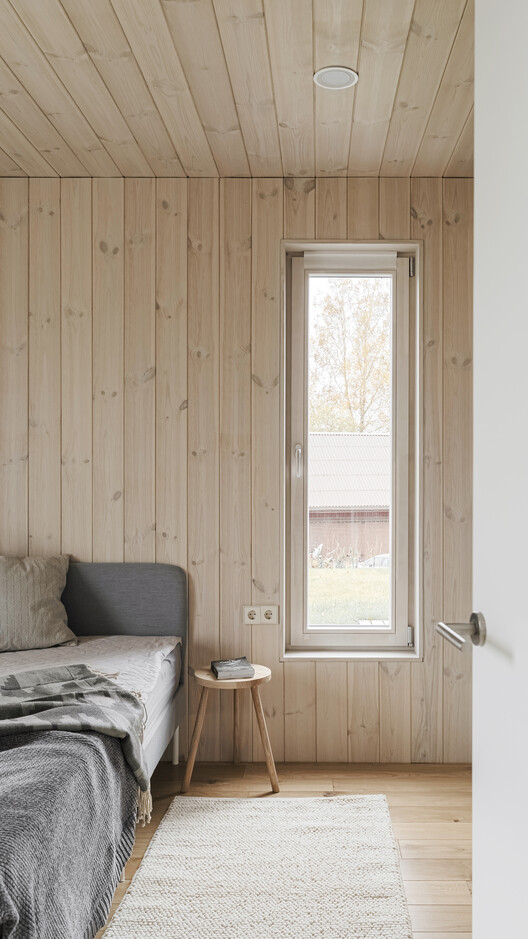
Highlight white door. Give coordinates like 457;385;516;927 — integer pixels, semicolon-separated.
473;2;528;935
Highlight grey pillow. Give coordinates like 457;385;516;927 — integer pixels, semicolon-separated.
0;555;77;652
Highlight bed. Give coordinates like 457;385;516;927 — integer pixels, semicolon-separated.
0;561;187;939
61;561;187;773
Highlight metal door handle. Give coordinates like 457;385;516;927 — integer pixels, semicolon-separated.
294;444;303;479
436;612;486;650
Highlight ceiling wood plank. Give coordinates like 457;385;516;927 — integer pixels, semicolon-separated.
380;0;468;177
0;2;120;176
110;0;218;176
0;147;27;176
262;0;314;177
0;106;57;175
10;0;153;176
59;0;185;177
161;0;249;177
212;0;282;177
0;58;88;176
313;0;363;177
444;107;473;177
412;0;474;177
348;0;415;176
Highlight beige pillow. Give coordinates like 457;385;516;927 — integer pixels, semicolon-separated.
0;555;77;652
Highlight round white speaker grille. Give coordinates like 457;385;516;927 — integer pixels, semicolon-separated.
313;66;359;90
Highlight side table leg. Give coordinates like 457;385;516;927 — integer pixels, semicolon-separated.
181;687;209;793
233;689;240;764
251;686;280;793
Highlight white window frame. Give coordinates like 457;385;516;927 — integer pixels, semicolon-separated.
281;241;423;661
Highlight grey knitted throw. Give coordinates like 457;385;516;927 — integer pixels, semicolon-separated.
0;730;137;939
0;664;152;938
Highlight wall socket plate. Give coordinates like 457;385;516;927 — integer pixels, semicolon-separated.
242;605;280;625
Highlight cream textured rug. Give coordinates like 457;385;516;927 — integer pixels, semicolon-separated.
104;796;412;938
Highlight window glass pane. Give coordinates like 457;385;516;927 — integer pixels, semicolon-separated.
307;274;392;628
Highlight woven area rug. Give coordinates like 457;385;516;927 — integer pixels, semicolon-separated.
104;796;412;938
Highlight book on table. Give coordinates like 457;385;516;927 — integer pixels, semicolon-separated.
210;656;255;680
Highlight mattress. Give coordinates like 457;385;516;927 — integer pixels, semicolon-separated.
142;644;181;745
0;635;182;773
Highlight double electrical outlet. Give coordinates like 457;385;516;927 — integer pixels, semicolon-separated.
243;605;279;625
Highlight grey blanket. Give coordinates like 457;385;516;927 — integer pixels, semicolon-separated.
0;730;137;939
0;663;149;795
0;664;151;939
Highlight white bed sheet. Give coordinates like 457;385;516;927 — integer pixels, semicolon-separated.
144;647;181;728
0;635;182;703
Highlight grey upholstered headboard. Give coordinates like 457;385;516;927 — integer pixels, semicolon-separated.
61;563;187;653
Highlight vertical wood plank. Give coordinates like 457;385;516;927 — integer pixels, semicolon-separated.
219;178;253;761
347;178;379;239
345;176;381;762
347;662;380;762
379;178;410;239
443;179;473;762
282;174;317;763
316;662;348;762
188;178;221;760
124;179;155;562
316;178;347;238
0;180;28;556
284;661;316;761
251;178;284;762
283;177;315;239
411;178;444;762
380;662;411;762
155;179;188;568
61;178;92;560
28;178;60;556
93;178;124;562
378;174;412;761
156;178;188;758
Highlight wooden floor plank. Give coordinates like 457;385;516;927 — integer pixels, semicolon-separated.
409;905;472;932
392;822;472;841
413;935;472;939
390;806;471;823
400;841;472;859
401;859;472;881
405;881;472;904
386;792;471;807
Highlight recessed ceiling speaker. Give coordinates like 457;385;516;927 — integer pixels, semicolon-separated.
313;66;359;90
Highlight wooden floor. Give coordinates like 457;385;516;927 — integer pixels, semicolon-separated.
97;763;472;938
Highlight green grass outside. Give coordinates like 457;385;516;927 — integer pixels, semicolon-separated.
308;567;389;625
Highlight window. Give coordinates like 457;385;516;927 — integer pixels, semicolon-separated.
284;246;421;656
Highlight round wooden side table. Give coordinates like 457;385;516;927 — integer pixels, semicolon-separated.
181;665;280;794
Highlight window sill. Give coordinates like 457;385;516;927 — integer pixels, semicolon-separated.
281;647;423;663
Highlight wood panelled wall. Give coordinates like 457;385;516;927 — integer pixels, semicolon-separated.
0;176;473;763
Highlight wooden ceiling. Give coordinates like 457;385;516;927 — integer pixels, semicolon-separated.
0;0;473;178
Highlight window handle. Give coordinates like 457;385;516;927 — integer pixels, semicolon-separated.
294;444;303;479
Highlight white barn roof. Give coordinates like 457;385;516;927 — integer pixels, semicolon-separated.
308;433;390;510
